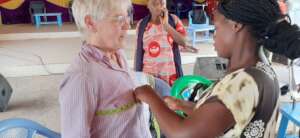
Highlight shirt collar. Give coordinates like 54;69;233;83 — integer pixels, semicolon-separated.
81;42;107;62
81;42;128;72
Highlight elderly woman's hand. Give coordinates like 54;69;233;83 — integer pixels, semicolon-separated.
134;85;161;104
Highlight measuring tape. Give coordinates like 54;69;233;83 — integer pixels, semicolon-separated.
96;102;136;116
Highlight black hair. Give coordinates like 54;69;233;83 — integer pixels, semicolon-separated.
218;0;300;60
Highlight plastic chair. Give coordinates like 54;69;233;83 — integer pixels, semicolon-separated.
0;118;61;138
277;103;300;138
0;73;12;112
167;0;191;18
187;3;215;47
277;59;300;138
29;1;46;24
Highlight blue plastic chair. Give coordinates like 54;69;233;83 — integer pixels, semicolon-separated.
0;118;61;138
277;103;300;138
187;3;215;47
29;1;46;24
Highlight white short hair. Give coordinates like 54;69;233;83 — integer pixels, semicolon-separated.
72;0;132;36
148;0;167;5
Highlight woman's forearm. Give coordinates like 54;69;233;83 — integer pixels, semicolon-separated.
178;100;196;116
165;24;187;46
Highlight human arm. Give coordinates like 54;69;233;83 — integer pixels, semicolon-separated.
135;70;260;137
134;85;235;138
164;96;196;116
160;8;187;47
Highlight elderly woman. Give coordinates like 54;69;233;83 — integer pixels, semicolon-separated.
134;0;300;137
59;0;152;137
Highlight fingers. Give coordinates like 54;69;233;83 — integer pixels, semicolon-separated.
163;8;168;20
183;46;199;53
162;7;168;14
190;47;199;53
164;96;176;102
132;89;141;103
187;45;198;53
164;96;181;110
160;8;168;22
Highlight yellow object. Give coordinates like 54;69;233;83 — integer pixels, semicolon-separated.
195;0;206;3
0;0;24;10
47;0;71;8
152;116;161;138
131;0;148;6
96;102;136;116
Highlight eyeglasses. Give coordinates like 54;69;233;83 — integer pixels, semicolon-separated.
110;15;131;25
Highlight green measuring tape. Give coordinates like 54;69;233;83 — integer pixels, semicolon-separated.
96;102;136;116
96;74;161;137
152;116;161;138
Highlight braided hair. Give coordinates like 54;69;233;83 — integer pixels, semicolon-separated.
218;0;300;60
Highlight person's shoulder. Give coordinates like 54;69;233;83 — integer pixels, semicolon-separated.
60;64;90;91
136;17;150;34
136;15;151;29
211;69;260;126
244;64;280;94
136;19;143;30
65;55;104;79
222;68;254;83
169;14;182;24
244;64;278;84
61;59;104;91
63;62;90;83
169;14;178;19
214;68;259;98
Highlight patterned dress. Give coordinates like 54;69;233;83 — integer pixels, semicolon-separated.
195;62;279;138
138;15;187;85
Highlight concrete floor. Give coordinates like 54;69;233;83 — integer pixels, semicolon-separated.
0;34;216;77
3;75;63;132
0;26;216;132
0;23;77;34
0;24;299;135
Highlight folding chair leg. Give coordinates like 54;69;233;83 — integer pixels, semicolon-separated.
34;16;41;28
277;116;289;138
205;31;209;39
193;31;197;47
57;15;62;27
